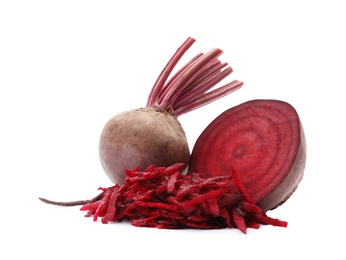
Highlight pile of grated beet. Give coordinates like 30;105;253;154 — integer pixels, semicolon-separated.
79;163;287;234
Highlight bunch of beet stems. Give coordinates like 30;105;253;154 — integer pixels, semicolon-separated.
41;164;287;234
146;37;242;116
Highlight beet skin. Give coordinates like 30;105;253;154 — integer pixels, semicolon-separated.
99;107;190;184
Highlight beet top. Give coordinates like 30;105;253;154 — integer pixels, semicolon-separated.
188;99;306;212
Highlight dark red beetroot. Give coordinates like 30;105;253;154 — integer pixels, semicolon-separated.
188;99;306;212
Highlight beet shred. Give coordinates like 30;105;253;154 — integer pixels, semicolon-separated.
77;163;287;233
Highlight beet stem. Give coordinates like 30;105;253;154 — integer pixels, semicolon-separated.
157;48;224;106
173;66;233;109
147;37;196;107
147;37;242;117
175;80;243;116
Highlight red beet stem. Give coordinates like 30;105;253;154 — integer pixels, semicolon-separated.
173;62;230;107
157;48;224;106
175;80;243;116
147;37;242;116
147;37;196;107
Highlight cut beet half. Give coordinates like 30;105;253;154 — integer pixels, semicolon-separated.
188;99;306;212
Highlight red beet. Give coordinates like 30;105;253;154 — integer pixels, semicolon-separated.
188;99;306;212
99;37;243;184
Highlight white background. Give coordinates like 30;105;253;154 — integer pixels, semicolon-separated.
1;1;345;259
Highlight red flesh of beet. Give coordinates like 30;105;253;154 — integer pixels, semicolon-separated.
79;163;287;233
188;99;306;212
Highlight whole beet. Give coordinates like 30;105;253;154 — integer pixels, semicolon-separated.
98;37;242;184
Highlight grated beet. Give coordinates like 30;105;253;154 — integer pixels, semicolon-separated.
79;163;287;233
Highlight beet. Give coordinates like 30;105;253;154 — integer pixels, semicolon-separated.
188;99;306;212
99;37;242;184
